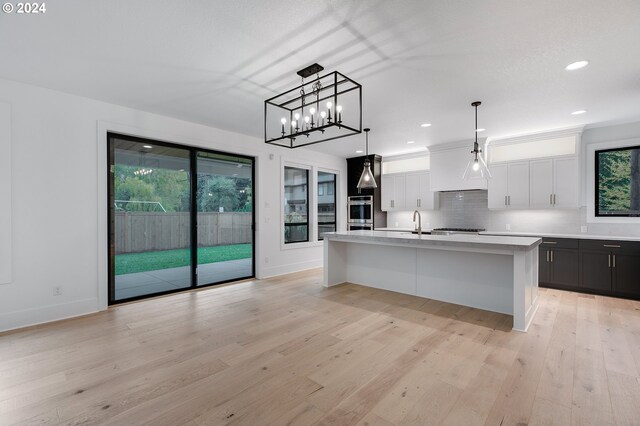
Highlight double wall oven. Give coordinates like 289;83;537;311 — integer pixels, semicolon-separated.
347;195;373;230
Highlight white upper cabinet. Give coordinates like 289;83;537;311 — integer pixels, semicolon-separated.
430;146;488;192
405;172;438;210
381;174;406;211
529;159;554;207
508;161;531;208
529;157;578;209
487;164;508;209
381;171;437;212
487;162;530;209
488;128;581;210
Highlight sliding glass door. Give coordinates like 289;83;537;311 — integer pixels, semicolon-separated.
196;152;253;285
108;133;254;304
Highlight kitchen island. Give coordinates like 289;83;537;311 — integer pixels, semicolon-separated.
323;230;541;331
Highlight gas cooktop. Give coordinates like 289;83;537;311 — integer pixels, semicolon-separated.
433;227;486;233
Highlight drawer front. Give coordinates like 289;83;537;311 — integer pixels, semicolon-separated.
579;239;640;253
540;238;579;249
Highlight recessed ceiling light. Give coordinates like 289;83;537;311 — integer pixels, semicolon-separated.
420;123;432;128
565;60;589;71
475;128;486;132
143;145;152;149
407;140;415;144
571;110;587;115
355;150;363;154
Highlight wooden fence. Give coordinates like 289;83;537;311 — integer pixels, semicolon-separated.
114;212;252;254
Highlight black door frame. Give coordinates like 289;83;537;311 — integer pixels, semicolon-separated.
107;132;256;305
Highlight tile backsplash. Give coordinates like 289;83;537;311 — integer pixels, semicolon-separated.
438;190;489;229
386;190;640;237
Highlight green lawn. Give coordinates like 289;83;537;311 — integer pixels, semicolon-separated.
115;244;252;275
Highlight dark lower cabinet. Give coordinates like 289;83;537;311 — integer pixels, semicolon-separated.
580;250;612;291
613;253;640;295
578;240;640;298
538;239;579;288
535;237;640;300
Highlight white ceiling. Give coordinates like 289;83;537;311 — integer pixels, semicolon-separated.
1;0;639;158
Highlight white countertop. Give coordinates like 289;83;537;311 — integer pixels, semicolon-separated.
481;231;640;242
375;227;426;232
324;230;541;251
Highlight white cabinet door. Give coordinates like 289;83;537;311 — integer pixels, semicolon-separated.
507;161;530;208
553;157;578;208
381;175;394;211
404;173;420;210
487;164;508;209
381;174;406;211
418;172;438;210
393;174;406;210
530;159;554;208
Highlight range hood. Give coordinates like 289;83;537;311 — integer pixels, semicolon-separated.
429;140;489;192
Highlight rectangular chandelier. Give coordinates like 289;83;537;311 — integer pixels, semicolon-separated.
265;64;362;148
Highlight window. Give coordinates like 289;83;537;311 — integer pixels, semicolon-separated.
284;166;309;243
595;145;640;217
318;171;336;240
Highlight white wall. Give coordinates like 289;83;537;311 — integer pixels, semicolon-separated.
0;78;347;332
387;121;640;237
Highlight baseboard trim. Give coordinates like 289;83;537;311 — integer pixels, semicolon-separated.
260;259;322;279
0;298;99;333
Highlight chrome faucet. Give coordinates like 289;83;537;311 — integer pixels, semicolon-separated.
413;210;422;236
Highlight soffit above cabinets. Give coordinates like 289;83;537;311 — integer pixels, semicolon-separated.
487;127;583;163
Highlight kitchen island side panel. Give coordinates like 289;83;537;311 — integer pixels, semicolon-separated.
345;243;417;295
416;250;513;315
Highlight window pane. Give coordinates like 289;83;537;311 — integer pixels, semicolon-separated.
284;167;309;243
318;171;336;240
597;146;640;216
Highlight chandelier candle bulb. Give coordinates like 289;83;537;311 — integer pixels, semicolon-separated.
281;117;286;136
309;107;316;127
336;105;343;124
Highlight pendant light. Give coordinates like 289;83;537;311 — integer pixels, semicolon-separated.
462;101;492;180
357;128;377;189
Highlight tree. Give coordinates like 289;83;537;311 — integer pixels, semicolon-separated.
198;176;239;212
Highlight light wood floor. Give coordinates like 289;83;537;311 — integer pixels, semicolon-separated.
1;269;640;425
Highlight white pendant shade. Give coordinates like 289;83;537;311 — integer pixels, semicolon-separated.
463;101;491;181
462;153;492;180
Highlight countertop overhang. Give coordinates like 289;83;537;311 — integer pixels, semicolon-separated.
324;230;541;252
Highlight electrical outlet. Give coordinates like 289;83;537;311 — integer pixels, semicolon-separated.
581;225;588;233
505;224;511;231
264;257;269;264
53;286;62;296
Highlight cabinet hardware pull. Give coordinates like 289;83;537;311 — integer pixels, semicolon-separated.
546;251;549;262
603;244;621;248
550;194;553;205
550;250;553;262
508;195;511;205
542;241;557;244
608;254;611;268
553;194;556;205
505;195;508;206
613;254;616;268
418;199;421;207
